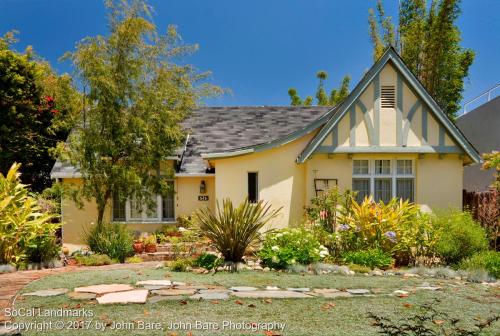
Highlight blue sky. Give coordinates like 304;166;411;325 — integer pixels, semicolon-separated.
1;0;498;112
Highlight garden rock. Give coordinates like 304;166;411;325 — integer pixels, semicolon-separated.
229;286;258;292
232;290;311;299
417;286;441;291
136;280;172;287
190;290;229;300
67;292;97;300
313;288;339;294
75;284;134;294
22;288;68;297
0;264;16;273
320;291;353;298
97;289;148;304
265;286;280;290
346;289;370;295
151;289;197;296
370;269;384;276
148;295;185;304
393;290;409;295
286;287;310;292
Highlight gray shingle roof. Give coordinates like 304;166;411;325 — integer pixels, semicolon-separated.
51;106;332;177
179;106;331;173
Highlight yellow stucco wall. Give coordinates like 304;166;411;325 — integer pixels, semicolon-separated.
60;175;215;244
212;132;316;229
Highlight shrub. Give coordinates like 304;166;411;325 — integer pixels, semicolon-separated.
459;251;500;279
305;187;355;232
258;228;329;269
342;249;393;269
193;253;220;270
194;198;280;264
432;210;488;264
85;222;134;263
0;163;60;265
169;258;192;272
348;264;371;274
75;254;113;266
125;256;143;263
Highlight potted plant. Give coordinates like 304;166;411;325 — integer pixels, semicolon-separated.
133;238;145;254
144;235;157;253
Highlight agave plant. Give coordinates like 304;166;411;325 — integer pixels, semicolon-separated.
194;198;280;269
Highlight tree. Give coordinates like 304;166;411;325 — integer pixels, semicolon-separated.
483;151;500;191
288;71;350;106
58;0;222;227
369;0;474;119
0;32;80;192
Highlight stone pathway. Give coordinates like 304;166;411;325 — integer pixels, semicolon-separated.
0;261;159;323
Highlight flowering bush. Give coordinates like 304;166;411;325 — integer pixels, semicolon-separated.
305;187;355;232
258;228;328;269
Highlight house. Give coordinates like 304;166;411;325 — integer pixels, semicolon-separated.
456;95;500;191
51;48;481;245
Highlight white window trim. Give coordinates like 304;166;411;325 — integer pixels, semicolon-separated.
352;158;415;201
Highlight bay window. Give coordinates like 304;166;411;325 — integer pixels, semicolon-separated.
352;159;415;203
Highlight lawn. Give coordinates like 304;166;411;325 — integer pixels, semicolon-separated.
10;266;500;336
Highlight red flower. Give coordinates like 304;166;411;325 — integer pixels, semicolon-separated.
50;109;59;114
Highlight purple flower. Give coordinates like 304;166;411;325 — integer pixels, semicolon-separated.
384;231;397;243
338;224;350;231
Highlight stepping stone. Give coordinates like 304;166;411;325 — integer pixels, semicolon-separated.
67;292;96;300
393;290;409;295
75;284;134;294
321;291;353;298
148;295;185;304
190;290;229;300
229;286;258;292
417;286;441;291
172;281;186;286
97;290;148;304
151;289;197;296
136;280;172;287
265;286;280;290
313;288;339;294
22;288;68;297
142;285;169;290
347;289;370;295
287;287;310;292
176;285;208;290
232;291;311;299
0;325;20;335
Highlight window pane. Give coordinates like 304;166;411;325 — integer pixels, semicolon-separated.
112;193;126;221
352;178;370;203
397;160;412;175
374;178;392;203
145;194;158;219
375;160;391;174
248;172;258;203
162;182;175;221
130;196;142;220
397;178;414;202
353;160;369;175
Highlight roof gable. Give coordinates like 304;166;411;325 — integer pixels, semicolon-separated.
297;48;481;163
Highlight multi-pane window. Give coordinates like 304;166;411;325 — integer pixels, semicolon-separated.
112;181;175;222
248;172;259;203
352;159;415;203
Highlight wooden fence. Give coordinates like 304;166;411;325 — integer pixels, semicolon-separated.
463;189;500;250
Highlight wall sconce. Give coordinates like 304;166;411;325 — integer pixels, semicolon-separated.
199;180;206;194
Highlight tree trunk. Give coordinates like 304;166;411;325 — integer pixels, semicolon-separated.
96;190;112;229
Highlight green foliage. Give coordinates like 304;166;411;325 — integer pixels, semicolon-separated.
342;249;393;269
192;253;220;270
0;32;80;192
58;0;223;226
459;251;500;279
288;71;350;106
483;151;500;191
84;222;134;263
195;198;280;263
369;298;499;336
432;210;488;264
143;234;157;246
258;228;328;269
169;258;192;272
75;254;114;266
369;0;474;119
125;256;143;263
0;163;60;265
347;264;371;274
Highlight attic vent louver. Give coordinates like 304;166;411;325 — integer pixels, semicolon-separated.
381;86;395;108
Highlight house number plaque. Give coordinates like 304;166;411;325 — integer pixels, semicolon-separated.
198;195;209;201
